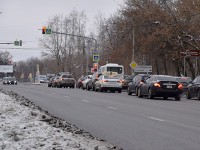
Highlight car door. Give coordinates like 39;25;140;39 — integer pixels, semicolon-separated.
142;77;152;95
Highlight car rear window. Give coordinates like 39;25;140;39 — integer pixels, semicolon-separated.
62;75;73;78
157;76;176;81
104;76;119;79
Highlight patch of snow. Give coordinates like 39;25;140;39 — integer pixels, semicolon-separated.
0;91;121;150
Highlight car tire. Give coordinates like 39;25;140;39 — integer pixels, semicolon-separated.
175;94;181;101
99;86;103;92
118;90;122;93
127;87;132;95
163;96;168;100
94;85;98;92
138;88;143;98
198;90;200;100
186;90;191;99
86;84;90;91
148;88;154;99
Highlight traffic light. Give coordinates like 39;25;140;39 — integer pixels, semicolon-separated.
42;26;46;34
93;63;98;72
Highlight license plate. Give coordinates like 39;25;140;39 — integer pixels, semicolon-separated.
167;85;172;88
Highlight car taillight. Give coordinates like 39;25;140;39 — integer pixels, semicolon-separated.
122;80;125;83
117;81;121;83
154;83;161;87
178;83;183;89
103;80;109;82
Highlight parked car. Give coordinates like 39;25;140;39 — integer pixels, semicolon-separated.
127;74;151;96
120;75;134;90
57;74;76;88
175;76;192;92
77;76;85;89
87;72;100;91
137;75;183;100
186;75;200;100
81;75;92;90
3;77;17;85
94;75;122;93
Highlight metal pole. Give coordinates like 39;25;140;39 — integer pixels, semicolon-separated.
131;28;135;75
195;57;198;77
184;56;185;76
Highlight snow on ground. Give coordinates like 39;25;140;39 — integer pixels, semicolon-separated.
0;90;121;150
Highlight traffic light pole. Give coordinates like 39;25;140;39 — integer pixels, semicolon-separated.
52;31;98;50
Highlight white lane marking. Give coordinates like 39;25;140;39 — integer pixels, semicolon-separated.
64;96;69;98
108;107;118;110
81;100;89;103
147;116;165;122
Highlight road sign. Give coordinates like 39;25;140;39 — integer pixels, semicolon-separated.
46;28;52;34
180;50;200;57
134;65;152;73
129;61;138;69
93;54;99;62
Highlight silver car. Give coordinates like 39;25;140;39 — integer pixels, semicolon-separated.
94;75;122;93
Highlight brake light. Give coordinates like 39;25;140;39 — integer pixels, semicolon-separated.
154;83;161;87
102;80;109;83
122;80;125;83
117;81;121;83
178;83;183;89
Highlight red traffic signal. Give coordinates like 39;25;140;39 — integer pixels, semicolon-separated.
42;26;46;34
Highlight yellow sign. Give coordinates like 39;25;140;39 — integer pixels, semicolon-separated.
129;61;138;69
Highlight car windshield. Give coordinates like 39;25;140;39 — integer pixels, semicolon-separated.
104;76;119;79
157;76;176;81
62;75;73;78
8;77;16;81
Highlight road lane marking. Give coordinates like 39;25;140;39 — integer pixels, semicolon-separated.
108;107;118;110
81;100;89;103
147;117;165;122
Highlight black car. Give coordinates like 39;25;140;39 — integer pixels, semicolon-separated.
3;77;17;85
137;75;183;100
127;74;150;96
175;76;192;92
186;75;200;100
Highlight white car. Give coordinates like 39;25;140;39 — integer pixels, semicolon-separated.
81;75;92;90
95;75;122;93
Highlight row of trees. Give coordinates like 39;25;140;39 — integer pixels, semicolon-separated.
8;0;200;81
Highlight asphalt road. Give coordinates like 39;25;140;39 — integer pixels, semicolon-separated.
1;83;200;150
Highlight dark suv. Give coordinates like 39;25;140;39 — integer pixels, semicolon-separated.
186;75;200;100
57;74;76;88
127;74;150;96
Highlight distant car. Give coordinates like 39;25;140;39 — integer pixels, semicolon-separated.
48;77;56;87
175;76;192;91
127;74;150;96
57;74;76;88
137;75;183;100
77;76;85;89
87;72;100;91
94;75;122;93
120;75;134;90
81;75;92;90
3;77;17;85
51;76;59;88
186;75;200;100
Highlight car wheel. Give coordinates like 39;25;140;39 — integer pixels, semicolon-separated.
118;89;122;93
163;96;168;100
138;88;143;98
94;85;98;92
175;94;181;101
186;90;191;99
86;84;90;91
198;90;200;100
148;88;154;99
99;86;103;92
127;87;132;95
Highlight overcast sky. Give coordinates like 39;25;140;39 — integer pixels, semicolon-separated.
0;0;124;62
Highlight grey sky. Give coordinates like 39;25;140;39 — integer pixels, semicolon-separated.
0;0;124;62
